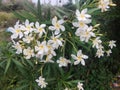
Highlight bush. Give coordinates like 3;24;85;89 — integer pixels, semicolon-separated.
0;12;17;28
0;0;118;90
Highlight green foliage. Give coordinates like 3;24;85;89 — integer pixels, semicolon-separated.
13;0;51;24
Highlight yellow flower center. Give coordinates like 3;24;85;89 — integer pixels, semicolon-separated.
38;27;43;32
55;23;60;29
53;37;57;41
77;56;82;61
26;25;31;30
61;59;65;63
16;29;21;33
39;45;44;49
80;14;85;19
79;22;84;27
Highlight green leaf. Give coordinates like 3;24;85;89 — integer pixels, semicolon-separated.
75;0;80;10
26;59;34;67
12;59;24;68
55;11;63;19
13;11;27;21
12;59;27;76
0;60;6;67
14;84;29;90
37;0;42;22
47;7;51;20
88;8;99;14
24;1;37;16
69;80;83;83
4;59;11;74
56;7;69;16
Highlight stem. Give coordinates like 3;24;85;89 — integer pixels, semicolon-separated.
62;40;66;57
66;39;77;52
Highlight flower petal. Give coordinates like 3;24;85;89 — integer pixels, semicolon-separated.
81;8;87;14
49;26;55;30
35;22;39;28
81;59;85;66
52;16;57;25
60;25;65;31
58;19;64;24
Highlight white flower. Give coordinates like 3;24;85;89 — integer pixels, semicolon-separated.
106;49;112;56
46;43;56;57
35;41;48;59
57;57;71;67
12;42;23;54
48;34;64;49
23;47;34;59
8;21;23;39
21;19;34;35
35;76;48;88
92;37;102;49
35;22;46;37
22;34;34;43
98;0;110;12
97;44;104;49
49;16;65;35
75;28;84;37
96;49;104;58
42;55;54;63
76;8;91;21
72;20;91;30
109;40;116;49
77;82;84;90
80;26;95;42
71;50;88;66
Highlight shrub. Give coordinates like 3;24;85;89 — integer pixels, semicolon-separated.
0;12;17;28
0;0;117;90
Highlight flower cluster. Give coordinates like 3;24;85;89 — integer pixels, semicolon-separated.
72;8;116;58
98;0;116;12
8;19;65;63
8;6;116;89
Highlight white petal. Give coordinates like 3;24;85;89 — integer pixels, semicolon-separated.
11;34;18;39
81;8;87;14
83;55;88;59
72;22;79;27
35;22;39;28
40;24;46;28
84;19;92;24
25;19;29;26
85;14;91;18
49;26;55;30
55;30;60;35
77;50;82;56
8;27;14;33
74;60;80;65
52;16;57;25
76;9;80;16
81;60;85;66
58;19;64;24
71;54;77;60
57;40;62;46
60;25;65;31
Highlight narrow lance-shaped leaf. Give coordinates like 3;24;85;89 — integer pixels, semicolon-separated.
37;0;42;22
4;59;11;74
